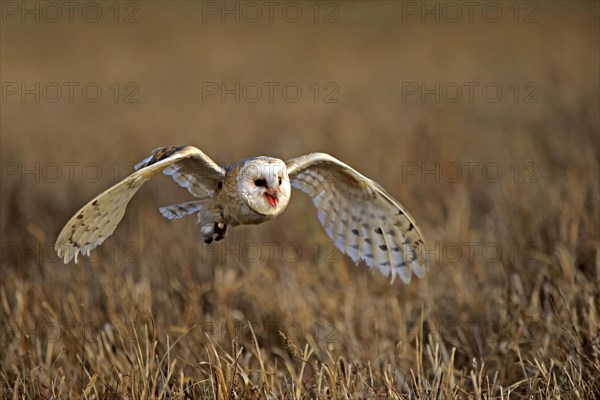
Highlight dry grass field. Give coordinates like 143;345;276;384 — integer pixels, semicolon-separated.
1;1;599;398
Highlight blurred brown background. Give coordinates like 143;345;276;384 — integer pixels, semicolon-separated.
1;1;599;397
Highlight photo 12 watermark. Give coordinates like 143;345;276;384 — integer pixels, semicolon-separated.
1;81;140;104
400;2;540;24
400;161;540;184
201;81;340;104
421;240;540;265
201;320;341;345
401;81;540;104
0;160;540;186
0;318;538;349
198;241;340;264
1;240;140;265
397;317;539;347
0;319;342;347
1;321;139;345
200;1;340;24
1;1;140;23
175;240;541;266
1;161;137;184
0;239;541;267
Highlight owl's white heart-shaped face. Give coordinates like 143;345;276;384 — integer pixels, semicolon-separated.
237;157;291;216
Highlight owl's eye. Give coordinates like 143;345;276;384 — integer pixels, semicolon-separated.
254;178;266;187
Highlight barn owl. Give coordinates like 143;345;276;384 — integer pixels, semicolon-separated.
55;146;429;283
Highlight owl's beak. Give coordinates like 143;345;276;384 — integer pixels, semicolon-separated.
264;188;278;208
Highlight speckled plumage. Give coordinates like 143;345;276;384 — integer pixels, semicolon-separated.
55;146;429;283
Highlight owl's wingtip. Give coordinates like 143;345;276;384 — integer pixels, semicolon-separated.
55;240;79;264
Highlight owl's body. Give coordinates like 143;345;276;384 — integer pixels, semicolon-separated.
56;146;429;283
149;153;292;241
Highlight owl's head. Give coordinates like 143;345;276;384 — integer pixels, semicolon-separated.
238;157;291;216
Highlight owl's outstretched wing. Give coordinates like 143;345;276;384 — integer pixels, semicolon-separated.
55;146;226;264
286;153;430;283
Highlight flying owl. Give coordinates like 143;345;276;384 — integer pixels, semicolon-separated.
55;146;429;283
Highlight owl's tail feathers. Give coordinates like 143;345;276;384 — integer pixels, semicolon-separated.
159;200;206;220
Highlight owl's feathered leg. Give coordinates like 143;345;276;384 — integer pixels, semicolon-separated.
196;203;228;244
200;222;228;244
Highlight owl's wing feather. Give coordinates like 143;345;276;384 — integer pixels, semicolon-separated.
286;153;429;283
135;146;226;197
55;146;225;263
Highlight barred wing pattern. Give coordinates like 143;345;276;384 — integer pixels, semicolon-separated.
55;146;225;263
287;153;429;283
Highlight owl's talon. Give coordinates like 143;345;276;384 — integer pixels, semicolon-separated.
214;222;227;241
